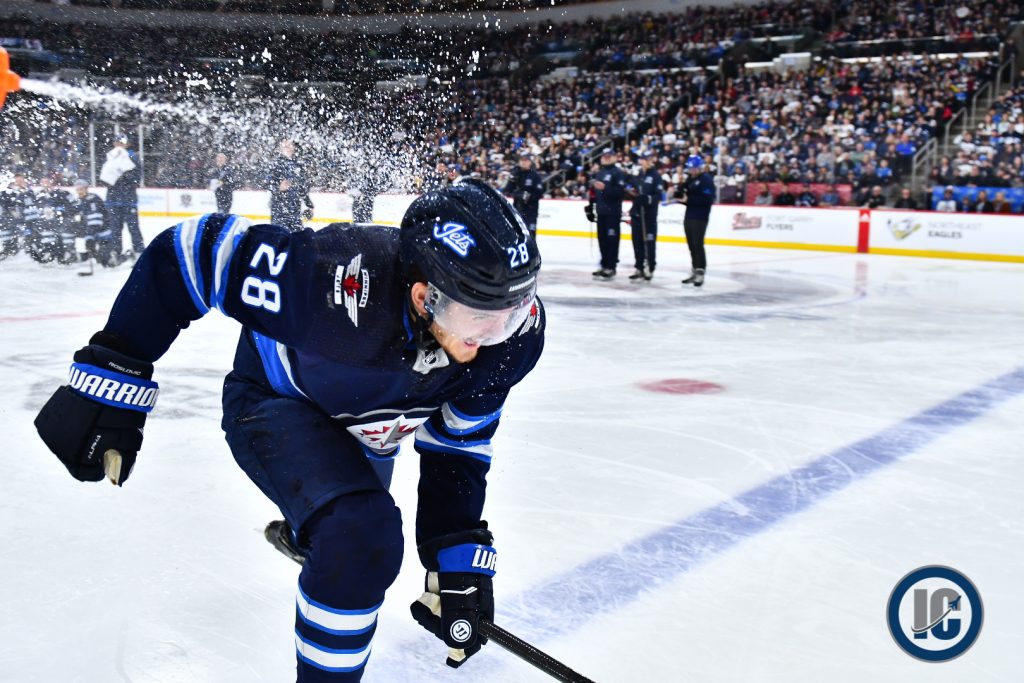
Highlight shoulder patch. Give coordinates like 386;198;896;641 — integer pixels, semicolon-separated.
334;254;370;326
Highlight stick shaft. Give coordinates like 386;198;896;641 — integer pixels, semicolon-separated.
479;620;595;683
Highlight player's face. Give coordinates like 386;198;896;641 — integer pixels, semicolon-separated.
411;282;534;364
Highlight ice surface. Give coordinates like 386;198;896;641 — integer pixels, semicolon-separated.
1;217;1022;682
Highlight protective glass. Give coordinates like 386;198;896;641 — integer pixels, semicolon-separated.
425;283;536;347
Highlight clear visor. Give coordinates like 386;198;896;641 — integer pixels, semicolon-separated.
425;283;536;347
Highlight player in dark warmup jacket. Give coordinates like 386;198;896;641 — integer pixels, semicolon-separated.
34;179;544;682
679;155;715;287
503;154;544;241
72;178;114;271
267;137;315;231
627;151;663;281
210;152;239;214
590;149;628;280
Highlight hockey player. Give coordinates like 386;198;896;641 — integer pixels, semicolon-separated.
267;137;315;231
8;170;41;256
72;178;112;272
0;176;22;258
34;179;543;683
678;155;715;287
626;151;663;281
503;153;544;240
209;152;239;214
101;135;143;261
590;149;628;280
32;176;76;263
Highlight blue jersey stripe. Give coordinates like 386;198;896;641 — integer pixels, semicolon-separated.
252;332;306;400
414;438;493;464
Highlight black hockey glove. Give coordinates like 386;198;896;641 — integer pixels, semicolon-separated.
302;207;314;221
584;202;596;223
410;527;496;669
34;332;157;485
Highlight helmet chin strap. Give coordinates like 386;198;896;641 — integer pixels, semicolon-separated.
407;290;439;351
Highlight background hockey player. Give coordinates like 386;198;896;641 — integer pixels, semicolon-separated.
34;179;544;683
209;152;239;214
678;155;715;287
31;175;76;263
503;153;543;240
626;151;663;282
72;178;112;272
0;171;28;258
100;134;143;262
267;137;314;231
590;148;627;280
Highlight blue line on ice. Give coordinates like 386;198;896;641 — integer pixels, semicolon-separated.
498;366;1024;641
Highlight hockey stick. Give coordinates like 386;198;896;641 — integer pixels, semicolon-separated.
479;620;596;683
265;521;595;681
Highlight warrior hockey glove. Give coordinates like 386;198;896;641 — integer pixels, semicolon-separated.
410;527;496;669
584;202;596;223
34;332;157;485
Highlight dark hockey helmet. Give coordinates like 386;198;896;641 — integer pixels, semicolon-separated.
399;178;541;311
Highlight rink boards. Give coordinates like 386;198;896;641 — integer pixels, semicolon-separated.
87;186;1024;263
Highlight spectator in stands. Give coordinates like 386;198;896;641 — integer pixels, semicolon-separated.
860;185;886;208
992;191;1013;214
964;190;994;213
795;183;818;207
820;185;841;207
774;186;796;206
893;187;919;210
935;187;959;212
931;156;954;187
894;135;917;177
876;159;894;186
753;187;772;206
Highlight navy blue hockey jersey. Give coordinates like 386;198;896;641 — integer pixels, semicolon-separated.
101;213;545;544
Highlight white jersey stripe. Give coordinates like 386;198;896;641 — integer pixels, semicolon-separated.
211;215;252;313
294;633;372;671
174;217;209;315
296;584;380;634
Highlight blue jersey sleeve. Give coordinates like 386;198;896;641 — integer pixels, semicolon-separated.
104;213;315;361
413;301;545;551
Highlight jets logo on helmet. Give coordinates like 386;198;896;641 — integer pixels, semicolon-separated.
432;221;476;258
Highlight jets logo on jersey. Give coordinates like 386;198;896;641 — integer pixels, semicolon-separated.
432;221;476;257
334;254;370;326
346;415;429;456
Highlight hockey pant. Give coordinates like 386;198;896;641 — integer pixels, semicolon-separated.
596;211;622;270
223;366;402;682
630;209;658;271
683;218;709;271
107;204;144;254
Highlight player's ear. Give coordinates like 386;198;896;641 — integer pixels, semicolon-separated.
410;281;430;318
